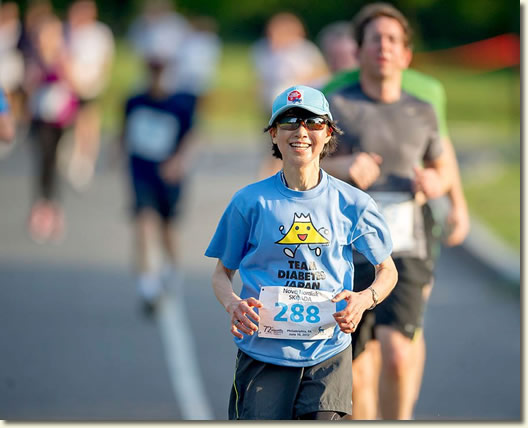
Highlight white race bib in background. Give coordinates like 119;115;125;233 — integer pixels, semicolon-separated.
371;192;415;253
127;107;179;161
370;192;427;259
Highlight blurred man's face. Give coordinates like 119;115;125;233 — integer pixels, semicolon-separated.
358;16;411;78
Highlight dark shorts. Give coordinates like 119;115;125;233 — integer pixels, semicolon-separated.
351;257;434;360
129;156;183;220
351;203;437;359
228;346;352;420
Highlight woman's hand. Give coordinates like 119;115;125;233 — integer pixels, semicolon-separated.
332;290;372;334
226;297;263;339
211;261;263;339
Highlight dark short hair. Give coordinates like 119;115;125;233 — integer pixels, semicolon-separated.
353;2;412;49
263;108;343;160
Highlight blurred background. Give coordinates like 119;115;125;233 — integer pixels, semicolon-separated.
0;0;520;421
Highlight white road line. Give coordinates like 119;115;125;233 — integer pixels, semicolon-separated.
157;286;214;420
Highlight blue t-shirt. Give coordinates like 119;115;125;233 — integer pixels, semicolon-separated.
205;170;393;367
124;92;195;162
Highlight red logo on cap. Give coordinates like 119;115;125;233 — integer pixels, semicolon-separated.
287;90;302;103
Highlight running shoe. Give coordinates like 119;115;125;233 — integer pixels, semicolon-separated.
137;272;164;317
28;201;55;243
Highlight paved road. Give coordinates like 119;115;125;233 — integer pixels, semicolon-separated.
0;135;520;420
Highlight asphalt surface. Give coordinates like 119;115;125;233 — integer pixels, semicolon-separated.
0;134;521;421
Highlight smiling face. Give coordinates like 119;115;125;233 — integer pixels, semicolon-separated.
358;16;412;79
276;213;330;245
269;108;332;169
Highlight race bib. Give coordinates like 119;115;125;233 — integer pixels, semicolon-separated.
258;286;336;340
127;107;179;161
370;192;426;258
371;192;415;252
30;82;79;126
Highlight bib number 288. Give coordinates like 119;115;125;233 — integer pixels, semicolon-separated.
258;286;335;339
274;302;321;323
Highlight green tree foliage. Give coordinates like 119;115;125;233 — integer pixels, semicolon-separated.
174;0;519;48
17;0;519;48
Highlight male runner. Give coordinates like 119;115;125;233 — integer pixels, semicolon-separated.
322;3;457;419
321;11;470;419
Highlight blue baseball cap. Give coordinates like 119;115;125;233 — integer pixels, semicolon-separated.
268;85;333;126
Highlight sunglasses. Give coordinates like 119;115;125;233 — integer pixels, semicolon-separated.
277;116;328;131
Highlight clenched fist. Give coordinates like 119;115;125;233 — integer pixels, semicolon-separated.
349;152;383;190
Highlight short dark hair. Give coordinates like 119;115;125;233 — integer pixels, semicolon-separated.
353;2;412;49
263;108;343;160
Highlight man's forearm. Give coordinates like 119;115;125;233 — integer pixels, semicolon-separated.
436;162;454;196
443;137;467;205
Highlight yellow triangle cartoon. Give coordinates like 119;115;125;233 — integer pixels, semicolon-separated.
276;213;330;258
276;213;329;245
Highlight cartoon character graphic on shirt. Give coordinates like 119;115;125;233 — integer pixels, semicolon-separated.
276;213;330;258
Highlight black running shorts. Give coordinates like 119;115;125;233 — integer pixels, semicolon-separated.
129;156;183;220
228;346;352;420
350;203;437;359
351;256;433;359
